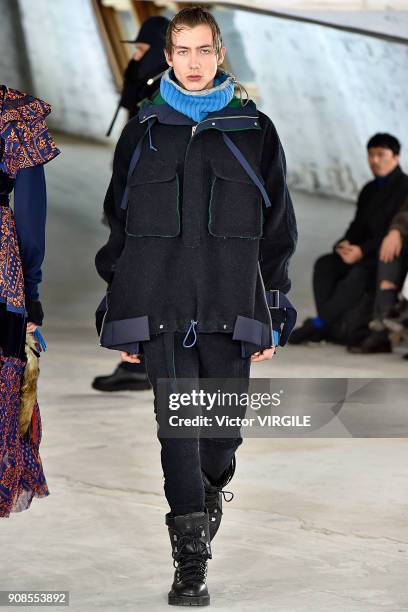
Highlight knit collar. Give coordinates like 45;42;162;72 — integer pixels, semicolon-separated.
374;165;402;187
159;67;235;122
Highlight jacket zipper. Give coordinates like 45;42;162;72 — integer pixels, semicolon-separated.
140;113;259;129
197;114;258;124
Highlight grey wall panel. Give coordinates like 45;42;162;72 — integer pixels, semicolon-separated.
18;0;119;141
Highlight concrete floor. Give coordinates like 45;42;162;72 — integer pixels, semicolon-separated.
1;135;407;611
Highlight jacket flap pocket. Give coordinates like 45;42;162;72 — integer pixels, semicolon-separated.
232;315;264;345
101;316;150;347
129;162;177;186
211;159;264;185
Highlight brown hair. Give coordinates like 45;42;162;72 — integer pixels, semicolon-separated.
165;7;223;58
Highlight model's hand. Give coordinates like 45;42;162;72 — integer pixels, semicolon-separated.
335;241;353;262
132;49;143;61
340;244;363;264
335;240;351;251
27;322;38;333
132;42;150;61
251;346;275;362
379;229;402;263
120;351;141;363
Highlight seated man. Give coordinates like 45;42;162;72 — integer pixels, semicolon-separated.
354;196;408;353
290;133;408;346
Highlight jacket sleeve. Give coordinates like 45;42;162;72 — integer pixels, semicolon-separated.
259;116;297;293
13;164;46;303
352;189;381;257
95;122;134;284
334;188;367;249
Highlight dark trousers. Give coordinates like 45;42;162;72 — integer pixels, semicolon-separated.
141;332;251;516
313;253;377;326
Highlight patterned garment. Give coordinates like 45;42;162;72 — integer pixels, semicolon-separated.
0;206;25;314
0;352;49;517
0;86;60;178
0;84;59;517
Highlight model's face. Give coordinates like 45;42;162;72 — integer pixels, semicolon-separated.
368;147;399;177
164;24;226;91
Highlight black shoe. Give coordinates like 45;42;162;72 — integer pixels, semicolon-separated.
202;456;236;541
288;318;325;345
166;510;212;607
91;363;151;392
347;330;392;354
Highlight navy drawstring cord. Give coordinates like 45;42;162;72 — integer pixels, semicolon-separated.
147;118;158;151
183;320;198;348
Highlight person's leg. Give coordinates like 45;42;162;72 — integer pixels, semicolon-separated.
197;333;251;485
142;332;205;516
143;333;213;606
196;333;251;541
374;250;408;320
353;250;408;354
289;253;348;344
313;253;349;321
316;260;371;326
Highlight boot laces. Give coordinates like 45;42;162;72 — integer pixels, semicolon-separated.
206;488;234;511
172;534;209;582
221;489;234;502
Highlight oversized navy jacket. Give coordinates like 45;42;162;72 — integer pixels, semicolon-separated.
95;96;298;354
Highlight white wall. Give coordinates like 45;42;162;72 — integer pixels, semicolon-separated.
18;0;120;141
234;10;408;198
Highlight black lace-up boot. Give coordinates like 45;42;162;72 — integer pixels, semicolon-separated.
166;510;212;606
202;455;236;541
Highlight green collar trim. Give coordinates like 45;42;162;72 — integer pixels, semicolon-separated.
146;92;242;109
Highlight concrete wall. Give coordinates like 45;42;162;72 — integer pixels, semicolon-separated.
17;0;119;141
0;0;32;92
234;10;408;199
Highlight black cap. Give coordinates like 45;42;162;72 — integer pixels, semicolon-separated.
121;16;169;45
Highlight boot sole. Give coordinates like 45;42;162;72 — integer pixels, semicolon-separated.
92;382;151;392
168;594;210;606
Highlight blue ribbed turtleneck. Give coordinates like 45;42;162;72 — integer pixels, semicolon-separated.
160;67;235;122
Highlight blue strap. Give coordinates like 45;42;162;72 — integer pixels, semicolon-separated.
120;123;152;211
222;132;272;208
271;329;280;346
33;328;47;352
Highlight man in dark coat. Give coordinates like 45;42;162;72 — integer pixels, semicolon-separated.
95;7;297;606
290;133;408;349
119;16;170;119
350;190;408;353
93;16;170;392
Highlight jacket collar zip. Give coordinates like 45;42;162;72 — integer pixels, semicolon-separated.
138;102;261;136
